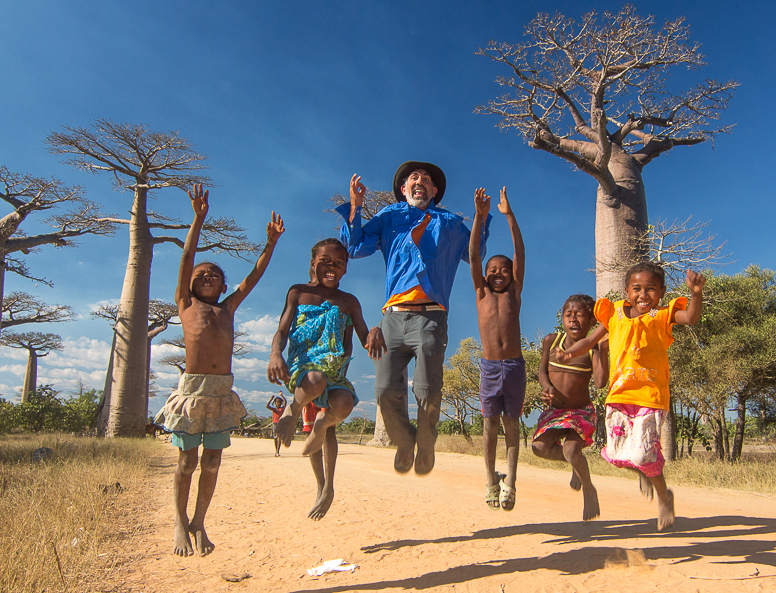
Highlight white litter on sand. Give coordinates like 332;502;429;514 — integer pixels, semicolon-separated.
307;559;358;577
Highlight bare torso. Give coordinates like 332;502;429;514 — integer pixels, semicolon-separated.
547;368;592;409
180;298;235;375
476;288;522;361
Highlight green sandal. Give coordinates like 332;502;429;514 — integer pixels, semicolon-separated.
500;477;516;512
486;483;500;510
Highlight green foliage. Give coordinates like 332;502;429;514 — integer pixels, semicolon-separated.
438;418;469;435
337;417;375;434
670;266;776;460
0;385;100;434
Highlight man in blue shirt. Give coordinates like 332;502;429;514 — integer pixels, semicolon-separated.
337;161;490;475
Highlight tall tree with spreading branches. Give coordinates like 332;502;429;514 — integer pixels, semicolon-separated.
0;331;63;403
477;5;737;297
48;120;260;437
0;166;115;334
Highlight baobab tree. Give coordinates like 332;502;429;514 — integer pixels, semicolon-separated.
0;166;115;333
2;291;73;329
91;300;180;435
477;5;737;297
48;120;260;437
0;331;63;402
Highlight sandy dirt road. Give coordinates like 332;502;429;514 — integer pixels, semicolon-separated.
126;437;776;592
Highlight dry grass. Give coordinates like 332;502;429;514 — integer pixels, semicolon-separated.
433;434;776;495
0;433;160;593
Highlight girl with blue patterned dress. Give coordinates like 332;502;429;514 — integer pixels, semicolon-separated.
267;238;385;519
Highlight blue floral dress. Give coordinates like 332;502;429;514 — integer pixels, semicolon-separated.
286;301;358;407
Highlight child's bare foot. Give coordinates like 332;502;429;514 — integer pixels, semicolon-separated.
638;471;654;501
173;518;194;556
582;485;600;521
414;447;435;476
189;523;215;556
657;489;675;532
570;469;582;491
301;420;326;456
308;488;335;520
276;410;297;447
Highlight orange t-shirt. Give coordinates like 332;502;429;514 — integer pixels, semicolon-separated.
594;297;687;411
383;212;445;312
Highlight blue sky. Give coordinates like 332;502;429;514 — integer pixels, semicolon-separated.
1;0;774;419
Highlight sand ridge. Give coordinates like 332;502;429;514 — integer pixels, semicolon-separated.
127;437;776;592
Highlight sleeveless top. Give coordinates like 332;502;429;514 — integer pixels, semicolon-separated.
548;333;593;374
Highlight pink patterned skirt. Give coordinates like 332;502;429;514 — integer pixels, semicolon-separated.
601;403;666;477
533;403;597;447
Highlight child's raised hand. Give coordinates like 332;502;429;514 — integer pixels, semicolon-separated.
267;354;290;385
350;174;366;209
685;270;706;295
474;187;490;218
555;347;572;364
497;186;513;216
266;211;285;243
188;184;209;218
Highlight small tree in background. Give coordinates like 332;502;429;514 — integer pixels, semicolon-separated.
0;332;63;403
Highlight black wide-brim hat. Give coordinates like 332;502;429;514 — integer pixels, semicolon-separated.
393;161;446;204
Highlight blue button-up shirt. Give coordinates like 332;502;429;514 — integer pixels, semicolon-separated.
336;201;491;311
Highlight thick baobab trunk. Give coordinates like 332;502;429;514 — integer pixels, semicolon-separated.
660;397;677;461
0;254;6;336
594;151;649;299
368;407;392;447
21;349;38;403
96;331;117;436
106;187;153;437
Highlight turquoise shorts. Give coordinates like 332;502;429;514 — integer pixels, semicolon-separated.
172;431;231;451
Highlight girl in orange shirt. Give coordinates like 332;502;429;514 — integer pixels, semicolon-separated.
558;262;706;531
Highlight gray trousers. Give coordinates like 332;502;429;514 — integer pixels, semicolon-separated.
374;310;448;454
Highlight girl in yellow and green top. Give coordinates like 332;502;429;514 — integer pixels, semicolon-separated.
557;262;706;532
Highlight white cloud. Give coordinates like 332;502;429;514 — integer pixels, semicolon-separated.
236;314;280;352
238;389;279;407
86;299;120;313
46;338;112;370
39;368;105;387
0;364;27;377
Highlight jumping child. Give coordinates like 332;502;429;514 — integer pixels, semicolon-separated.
155;185;284;556
266;392;287;457
267;238;385;520
558;262;706;531
532;294;609;521
470;187;525;512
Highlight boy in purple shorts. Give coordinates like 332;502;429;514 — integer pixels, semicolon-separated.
155;185;284;556
469;186;525;511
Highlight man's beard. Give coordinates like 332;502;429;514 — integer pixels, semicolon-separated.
406;195;432;209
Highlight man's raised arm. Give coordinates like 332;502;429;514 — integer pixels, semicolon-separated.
336;173;381;258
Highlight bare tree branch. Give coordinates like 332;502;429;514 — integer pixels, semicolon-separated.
2;292;73;328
